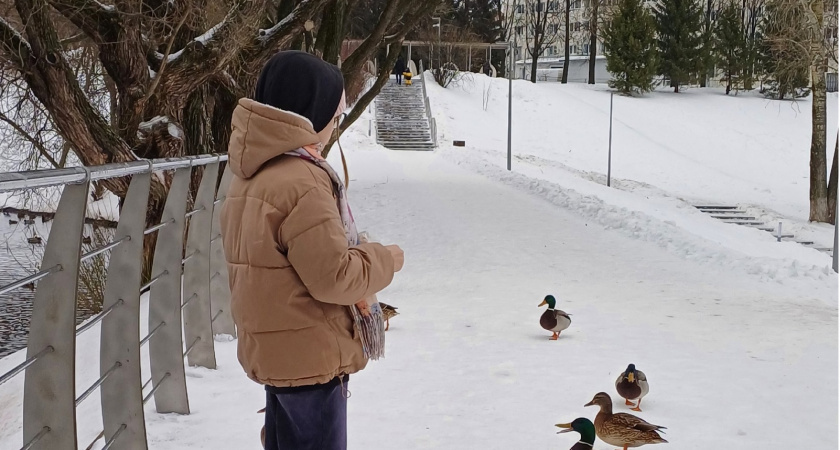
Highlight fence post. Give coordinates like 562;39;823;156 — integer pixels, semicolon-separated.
148;166;191;414
99;166;152;449
183;161;220;369
23;176;90;450
210;166;235;336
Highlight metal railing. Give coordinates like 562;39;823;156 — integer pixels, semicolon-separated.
0;154;236;450
419;60;439;148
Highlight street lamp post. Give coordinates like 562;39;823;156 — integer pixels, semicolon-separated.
507;41;513;171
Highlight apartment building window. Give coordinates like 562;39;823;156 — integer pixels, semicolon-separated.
583;43;590;55
573;22;581;31
516;25;524;36
571;0;582;9
516;4;525;13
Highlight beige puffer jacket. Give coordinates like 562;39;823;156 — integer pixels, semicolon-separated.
220;98;395;387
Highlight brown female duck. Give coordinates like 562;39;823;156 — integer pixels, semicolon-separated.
584;392;667;449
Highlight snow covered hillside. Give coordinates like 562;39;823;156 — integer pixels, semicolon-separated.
425;74;839;285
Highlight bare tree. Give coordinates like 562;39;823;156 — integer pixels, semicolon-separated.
767;0;834;222
587;0;601;83
0;0;439;278
524;0;562;82
742;0;764;89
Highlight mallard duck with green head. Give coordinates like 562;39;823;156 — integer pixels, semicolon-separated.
584;392;667;449
615;363;649;412
538;295;571;340
555;417;597;449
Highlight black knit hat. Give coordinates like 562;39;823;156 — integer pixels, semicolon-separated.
254;51;345;133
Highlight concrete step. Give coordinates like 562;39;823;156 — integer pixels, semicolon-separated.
720;220;765;225
710;215;756;220
695;205;739;210
700;209;747;214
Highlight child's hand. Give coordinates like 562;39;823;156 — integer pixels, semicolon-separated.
355;299;371;317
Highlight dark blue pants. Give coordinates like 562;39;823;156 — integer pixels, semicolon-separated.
264;376;348;450
395;73;402;84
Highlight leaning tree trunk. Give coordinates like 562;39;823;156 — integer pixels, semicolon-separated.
809;0;830;223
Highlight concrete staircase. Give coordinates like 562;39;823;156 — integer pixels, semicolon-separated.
695;205;834;256
375;78;435;151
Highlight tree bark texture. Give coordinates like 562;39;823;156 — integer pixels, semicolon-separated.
809;0;829;222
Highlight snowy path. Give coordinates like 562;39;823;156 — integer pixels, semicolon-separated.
0;143;836;450
137;147;837;449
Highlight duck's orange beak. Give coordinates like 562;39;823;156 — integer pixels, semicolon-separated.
584;400;595;407
628;372;635;383
538;300;547;307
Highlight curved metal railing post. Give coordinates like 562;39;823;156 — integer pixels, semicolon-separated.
99;161;153;449
0;154;234;447
209;165;235;336
148;166;191;414
22;169;90;450
182;159;220;369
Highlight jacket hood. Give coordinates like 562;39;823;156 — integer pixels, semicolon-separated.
228;98;320;179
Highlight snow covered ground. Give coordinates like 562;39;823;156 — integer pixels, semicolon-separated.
0;82;837;449
427;75;839;263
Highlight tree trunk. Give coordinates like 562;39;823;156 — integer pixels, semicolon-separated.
588;0;598;84
314;0;348;65
701;0;712;88
562;0;570;83
531;50;540;83
809;0;830;223
829;132;838;224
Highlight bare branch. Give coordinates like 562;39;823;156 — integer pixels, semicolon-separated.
47;0;119;44
0;111;61;168
0;16;32;70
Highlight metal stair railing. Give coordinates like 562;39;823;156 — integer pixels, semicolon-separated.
418;60;438;148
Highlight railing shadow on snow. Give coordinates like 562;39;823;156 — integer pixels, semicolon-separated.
0;154;235;450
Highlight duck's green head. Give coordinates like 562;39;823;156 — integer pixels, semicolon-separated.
555;418;596;444
538;295;557;309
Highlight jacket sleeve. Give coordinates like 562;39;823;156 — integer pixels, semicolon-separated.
279;184;396;306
